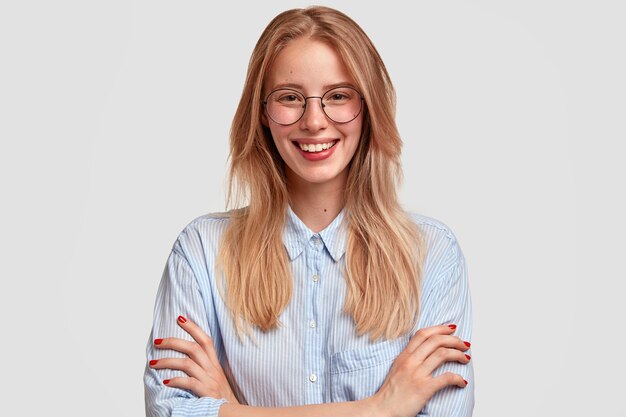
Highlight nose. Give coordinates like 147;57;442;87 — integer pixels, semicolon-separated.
299;97;328;132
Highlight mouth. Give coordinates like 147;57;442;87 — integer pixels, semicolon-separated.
291;139;339;153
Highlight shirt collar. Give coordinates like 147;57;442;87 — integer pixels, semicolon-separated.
283;205;347;262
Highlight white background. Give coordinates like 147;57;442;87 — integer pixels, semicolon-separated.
1;1;624;416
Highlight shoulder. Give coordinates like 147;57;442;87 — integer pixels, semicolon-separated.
171;210;236;259
406;212;466;281
408;212;458;249
180;211;234;235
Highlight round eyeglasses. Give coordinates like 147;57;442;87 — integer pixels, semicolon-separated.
262;86;364;126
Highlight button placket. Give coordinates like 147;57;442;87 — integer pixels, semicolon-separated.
306;234;323;400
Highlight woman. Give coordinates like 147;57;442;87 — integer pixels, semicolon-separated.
144;6;474;417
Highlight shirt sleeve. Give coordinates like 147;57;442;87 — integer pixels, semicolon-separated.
144;238;227;417
417;236;475;416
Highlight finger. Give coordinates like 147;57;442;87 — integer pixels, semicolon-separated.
149;358;206;380
430;372;468;393
420;347;471;375
153;337;212;370
177;316;222;371
412;334;470;363
405;324;457;353
162;376;207;397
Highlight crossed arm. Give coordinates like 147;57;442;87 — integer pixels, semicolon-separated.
149;316;471;417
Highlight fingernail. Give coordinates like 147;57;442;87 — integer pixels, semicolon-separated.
163;379;170;385
465;354;471;360
154;338;163;345
149;360;158;366
178;315;187;324
464;341;471;347
463;379;468;386
448;324;457;330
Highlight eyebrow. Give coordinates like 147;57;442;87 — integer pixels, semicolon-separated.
269;82;357;91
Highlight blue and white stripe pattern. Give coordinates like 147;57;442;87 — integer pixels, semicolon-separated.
144;206;474;416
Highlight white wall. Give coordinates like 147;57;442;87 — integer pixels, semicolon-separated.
1;1;624;416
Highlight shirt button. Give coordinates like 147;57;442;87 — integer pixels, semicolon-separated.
312;275;320;282
309;320;316;328
309;373;317;383
312;236;321;246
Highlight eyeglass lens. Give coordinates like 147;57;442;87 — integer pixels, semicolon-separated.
264;87;362;125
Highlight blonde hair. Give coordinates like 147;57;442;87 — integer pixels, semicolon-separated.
219;6;425;340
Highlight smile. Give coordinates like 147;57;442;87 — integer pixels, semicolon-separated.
294;140;338;153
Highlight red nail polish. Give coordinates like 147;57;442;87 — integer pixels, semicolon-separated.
464;341;471;347
154;338;163;345
149;360;158;366
448;324;457;330
163;379;170;385
463;379;468;386
465;354;471;360
178;315;187;324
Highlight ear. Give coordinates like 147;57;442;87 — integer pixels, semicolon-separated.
261;111;269;127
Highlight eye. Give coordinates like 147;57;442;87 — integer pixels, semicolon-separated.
330;93;348;100
279;94;299;102
324;88;354;104
274;90;304;105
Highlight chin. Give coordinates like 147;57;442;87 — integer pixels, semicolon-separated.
291;166;347;186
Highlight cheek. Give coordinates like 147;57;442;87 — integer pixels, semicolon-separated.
350;112;364;136
268;124;292;153
347;118;364;147
346;118;364;160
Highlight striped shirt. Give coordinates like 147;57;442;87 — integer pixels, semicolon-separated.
144;207;474;416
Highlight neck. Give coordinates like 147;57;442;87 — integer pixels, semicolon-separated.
287;172;347;233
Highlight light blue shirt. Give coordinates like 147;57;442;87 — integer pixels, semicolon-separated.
144;207;474;416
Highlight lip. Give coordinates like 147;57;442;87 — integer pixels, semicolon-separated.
292;139;339;161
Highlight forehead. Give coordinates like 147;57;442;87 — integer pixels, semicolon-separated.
265;37;355;92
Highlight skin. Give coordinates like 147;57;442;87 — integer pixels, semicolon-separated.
261;37;363;232
150;37;471;417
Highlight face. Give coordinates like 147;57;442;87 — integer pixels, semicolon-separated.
262;37;363;190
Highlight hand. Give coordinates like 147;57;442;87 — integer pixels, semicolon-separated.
367;324;471;417
150;316;239;404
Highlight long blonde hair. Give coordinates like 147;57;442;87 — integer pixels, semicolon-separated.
219;6;425;340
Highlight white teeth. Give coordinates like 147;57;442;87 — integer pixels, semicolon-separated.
298;141;337;153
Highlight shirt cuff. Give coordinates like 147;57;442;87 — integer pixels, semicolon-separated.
171;397;228;417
